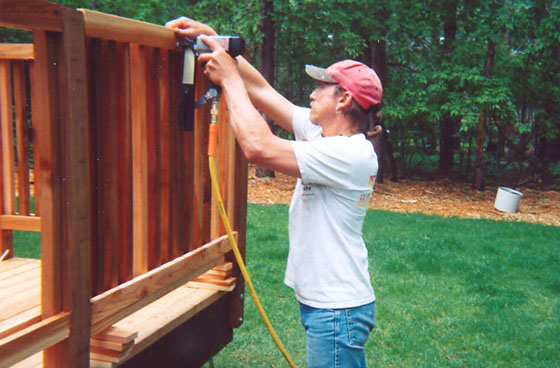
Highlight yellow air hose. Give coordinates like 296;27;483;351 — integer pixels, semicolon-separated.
207;100;297;368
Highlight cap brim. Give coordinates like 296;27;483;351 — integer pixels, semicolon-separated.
305;65;336;83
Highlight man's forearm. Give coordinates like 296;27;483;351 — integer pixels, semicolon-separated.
221;73;273;160
236;57;271;106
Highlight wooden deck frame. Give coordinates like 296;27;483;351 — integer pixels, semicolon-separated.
0;1;247;366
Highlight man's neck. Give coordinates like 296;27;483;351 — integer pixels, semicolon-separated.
321;116;359;137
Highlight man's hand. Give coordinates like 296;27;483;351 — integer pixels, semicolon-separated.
197;35;240;87
165;16;217;40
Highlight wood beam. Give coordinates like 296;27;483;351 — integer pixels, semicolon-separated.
91;233;235;336
0;215;41;231
0;312;70;368
51;8;92;367
0;0;62;32
79;9;177;50
0;44;33;60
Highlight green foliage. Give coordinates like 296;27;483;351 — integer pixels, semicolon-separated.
2;0;559;181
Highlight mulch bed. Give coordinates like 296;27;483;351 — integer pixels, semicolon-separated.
247;165;560;227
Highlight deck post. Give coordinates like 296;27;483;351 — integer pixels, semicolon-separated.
31;6;92;367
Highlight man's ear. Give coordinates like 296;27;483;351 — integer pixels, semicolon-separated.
336;91;353;111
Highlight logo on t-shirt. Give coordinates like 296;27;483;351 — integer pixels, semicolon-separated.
357;175;376;208
368;175;376;189
301;183;315;198
357;193;370;208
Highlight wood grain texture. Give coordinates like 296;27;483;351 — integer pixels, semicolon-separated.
0;44;33;60
79;9;176;50
0;0;62;32
90;233;235;335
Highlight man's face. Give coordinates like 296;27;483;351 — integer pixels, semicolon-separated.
309;82;339;125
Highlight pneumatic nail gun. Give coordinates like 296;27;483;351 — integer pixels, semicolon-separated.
178;36;245;131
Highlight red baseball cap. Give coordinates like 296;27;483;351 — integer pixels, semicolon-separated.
305;60;383;109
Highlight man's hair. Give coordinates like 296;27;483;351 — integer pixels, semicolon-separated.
334;86;382;134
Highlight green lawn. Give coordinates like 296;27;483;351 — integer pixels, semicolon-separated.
11;204;560;367
210;204;560;368
13;230;41;259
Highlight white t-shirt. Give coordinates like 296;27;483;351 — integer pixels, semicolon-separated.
284;106;378;309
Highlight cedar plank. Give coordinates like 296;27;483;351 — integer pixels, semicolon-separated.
92;326;137;345
90;233;234;335
0;60;15;215
0;44;33;60
0;0;63;32
90;338;133;352
157;48;171;264
13;61;30;216
130;44;149;276
116;41;133;284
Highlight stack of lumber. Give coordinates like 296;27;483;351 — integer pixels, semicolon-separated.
89;326;138;367
188;262;237;291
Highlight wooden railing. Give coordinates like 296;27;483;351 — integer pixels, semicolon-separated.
0;43;39;257
0;1;247;366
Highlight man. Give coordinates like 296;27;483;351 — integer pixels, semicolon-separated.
167;17;382;368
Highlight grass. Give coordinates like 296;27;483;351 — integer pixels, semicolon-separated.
210;204;560;368
12;197;40;259
11;204;560;367
13;231;41;259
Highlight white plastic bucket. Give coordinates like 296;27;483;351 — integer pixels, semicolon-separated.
494;187;523;213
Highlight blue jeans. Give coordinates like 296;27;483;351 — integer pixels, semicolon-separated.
299;302;375;368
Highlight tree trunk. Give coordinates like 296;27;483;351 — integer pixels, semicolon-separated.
472;113;486;191
439;117;456;173
464;127;474;176
366;39;387;88
385;135;399;182
438;0;458;175
255;0;276;178
363;39;395;183
472;39;495;191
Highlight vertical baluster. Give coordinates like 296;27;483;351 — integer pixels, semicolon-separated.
0;60;14;258
14;61;30;216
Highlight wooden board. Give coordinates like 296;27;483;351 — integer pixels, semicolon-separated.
0;312;70;368
13;60;30;216
79;9;176;50
90;233;235;335
119;293;233;368
0;44;33;60
0;258;40;324
130;43;149;277
0;216;41;232
0;0;63;32
115;285;226;364
0;59;15;215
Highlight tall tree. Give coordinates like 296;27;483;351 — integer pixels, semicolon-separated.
472;38;495;190
5;0;559;184
437;0;459;174
255;0;276;178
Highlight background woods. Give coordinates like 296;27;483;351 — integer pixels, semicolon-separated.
2;0;558;188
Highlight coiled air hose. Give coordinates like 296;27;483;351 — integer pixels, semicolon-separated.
207;99;297;368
